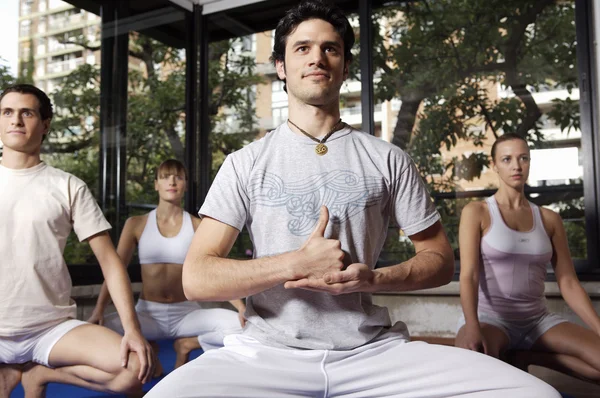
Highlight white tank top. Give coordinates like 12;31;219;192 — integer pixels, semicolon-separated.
137;209;195;265
477;196;553;319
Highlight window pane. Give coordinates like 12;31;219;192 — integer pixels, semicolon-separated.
340;13;362;131
371;0;584;265
126;28;187;210
32;6;102;265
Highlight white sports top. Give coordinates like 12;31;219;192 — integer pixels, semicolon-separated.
138;209;195;265
478;196;553;318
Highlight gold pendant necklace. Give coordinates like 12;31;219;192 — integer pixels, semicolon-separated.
288;118;345;156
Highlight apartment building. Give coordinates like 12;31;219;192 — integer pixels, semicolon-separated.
18;0;100;94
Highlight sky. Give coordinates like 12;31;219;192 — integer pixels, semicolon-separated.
0;1;19;76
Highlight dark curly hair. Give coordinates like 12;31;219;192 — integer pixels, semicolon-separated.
271;0;354;89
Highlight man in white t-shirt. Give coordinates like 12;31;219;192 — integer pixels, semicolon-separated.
0;84;154;397
146;1;560;397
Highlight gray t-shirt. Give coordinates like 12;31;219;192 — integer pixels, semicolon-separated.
200;123;440;350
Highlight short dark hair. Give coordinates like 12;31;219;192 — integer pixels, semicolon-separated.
491;133;529;161
271;0;355;67
155;159;188;180
0;84;53;121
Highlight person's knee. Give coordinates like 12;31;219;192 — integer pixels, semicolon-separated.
0;365;23;392
108;354;143;394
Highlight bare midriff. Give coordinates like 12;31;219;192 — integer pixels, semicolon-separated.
140;263;187;303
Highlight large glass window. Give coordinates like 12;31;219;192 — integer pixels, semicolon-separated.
371;0;586;270
202;26;274;257
43;2;188;278
125;28;187;210
207;31;266;180
41;44;101;265
44;0;597;281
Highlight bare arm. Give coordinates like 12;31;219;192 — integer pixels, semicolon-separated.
182;217;291;301
369;221;454;292
454;202;489;353
88;218;139;323
545;209;600;335
88;231;153;381
458;203;483;329
284;220;454;294
187;213;251;312
88;231;140;332
183;206;345;301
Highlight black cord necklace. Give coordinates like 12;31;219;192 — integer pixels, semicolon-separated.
287;118;345;156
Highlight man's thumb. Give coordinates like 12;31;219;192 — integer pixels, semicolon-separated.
310;206;329;238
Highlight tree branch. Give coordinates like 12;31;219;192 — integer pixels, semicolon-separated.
42;136;94;154
479;101;498;138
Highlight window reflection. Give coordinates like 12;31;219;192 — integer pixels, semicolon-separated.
369;0;584;263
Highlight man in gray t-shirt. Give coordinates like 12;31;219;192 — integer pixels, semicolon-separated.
197;121;440;351
146;1;559;397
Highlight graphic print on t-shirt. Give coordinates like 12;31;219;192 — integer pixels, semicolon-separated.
248;169;384;235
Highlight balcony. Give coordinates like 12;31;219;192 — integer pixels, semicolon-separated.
46;57;84;74
49;11;83;28
498;84;580;106
340;103;383;126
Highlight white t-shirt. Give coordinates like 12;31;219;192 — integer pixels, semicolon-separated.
0;162;111;336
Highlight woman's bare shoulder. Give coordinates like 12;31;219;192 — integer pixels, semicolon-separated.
462;200;488;218
124;213;150;237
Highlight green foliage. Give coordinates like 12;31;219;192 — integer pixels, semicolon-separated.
369;0;577;189
125;36;187;204
555;198;587;259
0;59;17;89
363;0;581;263
37;32;262;264
208;37;265;175
547;97;580;135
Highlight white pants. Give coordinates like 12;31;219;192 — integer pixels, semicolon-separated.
457;311;567;350
145;333;560;398
104;300;242;350
0;319;86;367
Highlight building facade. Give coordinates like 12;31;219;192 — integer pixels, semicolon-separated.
18;0;100;93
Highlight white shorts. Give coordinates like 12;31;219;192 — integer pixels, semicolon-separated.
0;319;87;367
456;311;567;350
104;299;242;350
145;332;560;398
